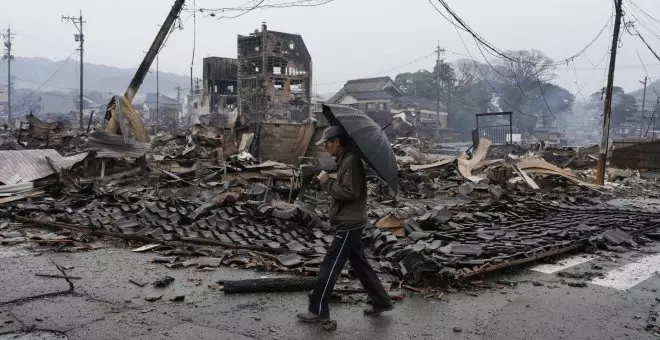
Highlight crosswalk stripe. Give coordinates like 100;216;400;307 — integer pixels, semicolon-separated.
529;254;598;274
590;254;660;290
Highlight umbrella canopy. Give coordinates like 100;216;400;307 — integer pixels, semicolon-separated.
321;104;398;193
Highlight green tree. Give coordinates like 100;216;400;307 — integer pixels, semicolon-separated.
589;86;638;128
394;70;437;99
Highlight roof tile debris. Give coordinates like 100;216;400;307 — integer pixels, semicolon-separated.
1;118;660;295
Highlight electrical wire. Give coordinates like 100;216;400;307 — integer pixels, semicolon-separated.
315;51;436;86
11;51;77;108
433;0;613;67
474;39;544;102
445;12;535;117
636;48;660;139
191;0;333;19
630;23;660;63
426;0;468;33
636;49;659;96
625;4;660;41
205;0;266;19
536;76;558;121
628;0;660;25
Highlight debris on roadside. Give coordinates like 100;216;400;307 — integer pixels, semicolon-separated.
153;276;175;288
0;117;658;297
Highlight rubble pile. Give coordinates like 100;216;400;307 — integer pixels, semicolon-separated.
1;120;660;290
6;182;660;288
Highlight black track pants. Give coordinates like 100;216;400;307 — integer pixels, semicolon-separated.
307;228;392;317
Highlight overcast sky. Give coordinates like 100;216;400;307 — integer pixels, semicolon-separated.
1;0;659;99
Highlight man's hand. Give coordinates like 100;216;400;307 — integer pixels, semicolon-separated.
317;170;330;184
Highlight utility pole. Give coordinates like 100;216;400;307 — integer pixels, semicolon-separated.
62;11;85;130
639;77;647;140
174;85;182;103
596;0;623;185
435;42;445;139
2;27;15;125
156;54;159;127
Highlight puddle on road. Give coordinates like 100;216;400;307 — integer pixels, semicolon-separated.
0;331;67;340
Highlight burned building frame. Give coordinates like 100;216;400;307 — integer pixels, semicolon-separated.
203;57;238;115
237;24;313;124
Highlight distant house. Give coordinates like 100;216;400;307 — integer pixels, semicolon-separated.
392;96;449;139
327;77;403;136
70;96;102;126
144;93;181;126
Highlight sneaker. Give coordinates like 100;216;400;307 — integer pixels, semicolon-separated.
297;311;329;323
363;304;394;316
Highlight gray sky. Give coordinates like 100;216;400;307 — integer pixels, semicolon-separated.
1;0;659;99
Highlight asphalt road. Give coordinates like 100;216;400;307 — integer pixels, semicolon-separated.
0;241;658;340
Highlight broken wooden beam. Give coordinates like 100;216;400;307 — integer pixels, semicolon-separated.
219;277;318;294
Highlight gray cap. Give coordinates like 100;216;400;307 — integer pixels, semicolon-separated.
316;126;345;145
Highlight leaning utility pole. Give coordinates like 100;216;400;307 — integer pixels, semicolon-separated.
156;54;160;127
435;42;445;139
62;11;85;130
596;0;623;185
639;77;647;140
2;27;15;125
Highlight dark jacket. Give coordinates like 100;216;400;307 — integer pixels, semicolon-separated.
321;151;368;232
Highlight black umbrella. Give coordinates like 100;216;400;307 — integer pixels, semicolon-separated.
321;104;398;194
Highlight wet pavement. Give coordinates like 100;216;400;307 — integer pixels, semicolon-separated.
1;242;659;340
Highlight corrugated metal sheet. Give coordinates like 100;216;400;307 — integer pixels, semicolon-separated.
85;131;150;159
0;150;88;184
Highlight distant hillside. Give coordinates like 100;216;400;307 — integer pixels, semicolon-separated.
0;56;190;99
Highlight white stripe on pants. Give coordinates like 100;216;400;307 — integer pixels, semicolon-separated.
318;232;349;315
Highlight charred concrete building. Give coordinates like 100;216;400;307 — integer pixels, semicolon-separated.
237;24;312;124
203;57;238;115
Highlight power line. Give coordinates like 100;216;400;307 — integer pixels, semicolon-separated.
636;49;659;96
192;0;333;18
447;13;535;117
536;77;558;122
473;39;543;103
625;3;660;41
315;51;436;86
11;50;77;109
636;48;660;139
629;22;660;63
432;0;613;67
628;0;660;25
206;0;266;19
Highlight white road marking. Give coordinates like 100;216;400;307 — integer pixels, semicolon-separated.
529;254;598;274
590;254;660;290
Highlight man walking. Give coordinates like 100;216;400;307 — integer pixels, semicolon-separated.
297;126;393;323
